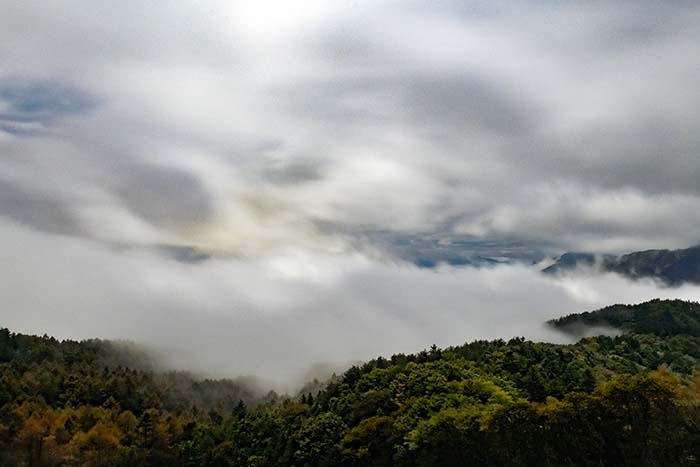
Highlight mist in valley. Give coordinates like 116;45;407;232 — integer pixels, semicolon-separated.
3;220;700;392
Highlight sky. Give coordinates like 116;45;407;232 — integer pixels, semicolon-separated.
1;0;700;387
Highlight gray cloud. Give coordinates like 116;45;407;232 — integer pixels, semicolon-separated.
111;163;215;231
2;0;699;254
399;74;539;134
288;72;540;135
0;178;82;235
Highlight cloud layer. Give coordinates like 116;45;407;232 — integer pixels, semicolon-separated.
2;1;700;387
3;220;700;389
1;0;700;255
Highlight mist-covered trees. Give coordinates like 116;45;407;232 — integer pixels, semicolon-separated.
550;299;700;337
2;299;700;465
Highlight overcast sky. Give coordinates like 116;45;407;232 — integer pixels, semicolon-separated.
2;1;700;386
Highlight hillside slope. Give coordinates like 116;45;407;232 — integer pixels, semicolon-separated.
549;299;700;337
2;300;700;466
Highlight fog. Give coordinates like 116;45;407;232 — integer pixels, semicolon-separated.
2;0;700;391
2;219;699;391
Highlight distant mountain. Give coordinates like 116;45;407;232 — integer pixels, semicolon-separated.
542;252;607;274
543;245;700;285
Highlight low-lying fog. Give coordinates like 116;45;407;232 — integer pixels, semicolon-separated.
2;220;700;392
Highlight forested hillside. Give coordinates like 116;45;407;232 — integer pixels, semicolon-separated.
549;299;700;337
2;299;700;466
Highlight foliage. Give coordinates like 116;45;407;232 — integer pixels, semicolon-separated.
550;298;700;337
2;299;700;465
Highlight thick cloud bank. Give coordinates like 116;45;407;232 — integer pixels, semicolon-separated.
1;0;700;256
3;220;700;389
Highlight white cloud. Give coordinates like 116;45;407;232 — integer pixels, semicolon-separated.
2;1;700;253
2;220;699;390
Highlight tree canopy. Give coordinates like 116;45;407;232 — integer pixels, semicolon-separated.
2;299;700;466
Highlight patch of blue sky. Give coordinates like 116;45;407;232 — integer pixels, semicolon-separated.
0;79;93;134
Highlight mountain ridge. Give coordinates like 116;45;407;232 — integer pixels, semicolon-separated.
543;244;700;285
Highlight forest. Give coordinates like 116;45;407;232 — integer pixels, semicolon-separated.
1;299;699;466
